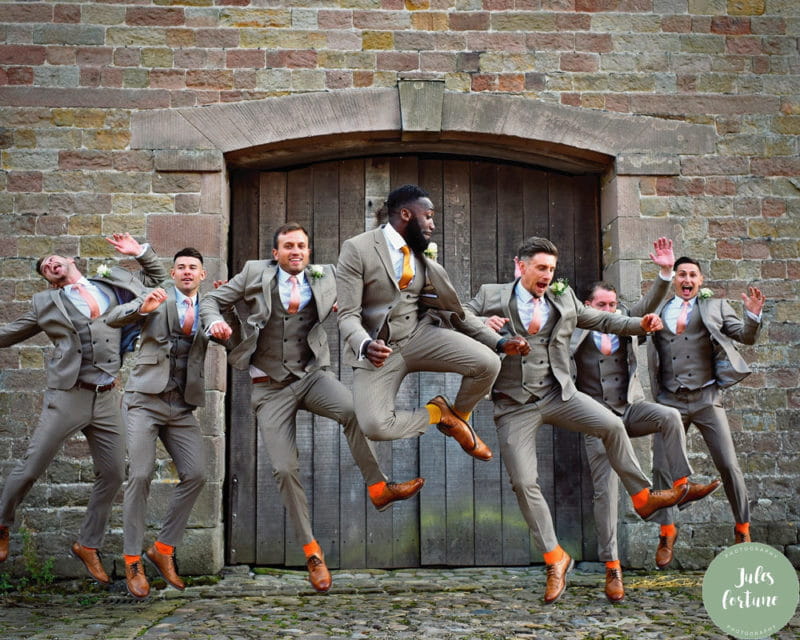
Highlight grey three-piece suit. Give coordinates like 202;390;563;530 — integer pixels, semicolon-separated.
0;249;166;549
466;282;655;555
201;260;387;545
335;226;502;441
105;286;221;556
648;295;760;526
570;277;690;562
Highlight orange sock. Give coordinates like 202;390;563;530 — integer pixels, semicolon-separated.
605;560;621;570
453;407;471;422
303;539;322;559
660;523;677;538
368;481;387;500
735;522;750;536
124;554;141;565
631;488;650;510
542;545;564;565
426;403;442;424
154;540;174;555
673;477;688;488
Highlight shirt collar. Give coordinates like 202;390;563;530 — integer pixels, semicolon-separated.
383;223;408;252
71;276;92;290
514;280;536;305
277;267;306;285
670;295;695;307
175;288;197;305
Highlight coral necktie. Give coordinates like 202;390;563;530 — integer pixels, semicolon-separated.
676;301;690;334
398;246;413;290
72;283;101;319
600;332;613;355
182;299;194;335
527;298;543;335
287;276;301;314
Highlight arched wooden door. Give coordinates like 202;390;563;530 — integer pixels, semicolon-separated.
226;155;602;569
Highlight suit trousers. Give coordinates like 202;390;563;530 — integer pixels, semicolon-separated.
584;400;690;562
252;368;386;545
494;388;651;555
352;321;501;441
0;387;124;548
651;385;749;525
122;390;206;556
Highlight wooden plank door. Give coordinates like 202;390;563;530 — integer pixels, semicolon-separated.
227;156;601;568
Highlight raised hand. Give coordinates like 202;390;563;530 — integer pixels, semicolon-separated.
484;315;510;332
106;232;144;257
742;286;765;317
649;237;675;277
140;288;168;314
208;321;233;341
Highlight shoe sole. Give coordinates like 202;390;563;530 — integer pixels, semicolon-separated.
678;482;722;511
69;548;112;586
144;553;185;591
544;557;574;605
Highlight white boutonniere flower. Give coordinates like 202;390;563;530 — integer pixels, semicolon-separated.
308;265;324;280
423;242;438;261
96;264;112;278
550;278;569;296
698;288;713;299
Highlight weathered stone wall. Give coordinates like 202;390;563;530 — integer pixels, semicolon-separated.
0;1;797;574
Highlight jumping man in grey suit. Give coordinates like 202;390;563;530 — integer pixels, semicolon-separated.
105;248;229;599
465;236;688;605
336;184;529;466
0;234;167;583
569;238;720;602
202;223;424;593
648;256;764;567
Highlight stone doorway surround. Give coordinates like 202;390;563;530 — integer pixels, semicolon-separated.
130;83;714;573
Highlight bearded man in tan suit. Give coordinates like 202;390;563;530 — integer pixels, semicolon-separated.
336;184;529;466
202;223;423;593
0;234;166;583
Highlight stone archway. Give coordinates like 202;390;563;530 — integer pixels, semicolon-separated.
131;82;714;293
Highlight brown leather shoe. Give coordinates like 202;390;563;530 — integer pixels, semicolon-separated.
125;560;150;600
678;479;722;510
634;485;689;521
145;544;185;590
371;478;425;512
734;528;751;544
70;542;111;585
429;395;493;461
307;554;331;592
605;567;625;603
0;526;8;563
543;551;573;604
655;528;679;569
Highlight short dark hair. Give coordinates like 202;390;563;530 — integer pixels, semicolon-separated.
173;247;204;264
386;184;430;218
273;222;309;250
673;256;702;272
517;237;559;261
35;257;46;276
586;281;617;301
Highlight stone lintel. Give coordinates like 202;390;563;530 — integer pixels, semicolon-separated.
616;154;681;176
154;150;224;173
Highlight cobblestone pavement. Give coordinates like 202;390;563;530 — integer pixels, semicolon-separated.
1;564;798;639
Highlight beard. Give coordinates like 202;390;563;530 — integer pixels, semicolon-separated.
405;216;430;255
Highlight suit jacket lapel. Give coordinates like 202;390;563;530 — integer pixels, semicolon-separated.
166;288;179;332
52;288;72;324
374;227;398;287
260;263;278;320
